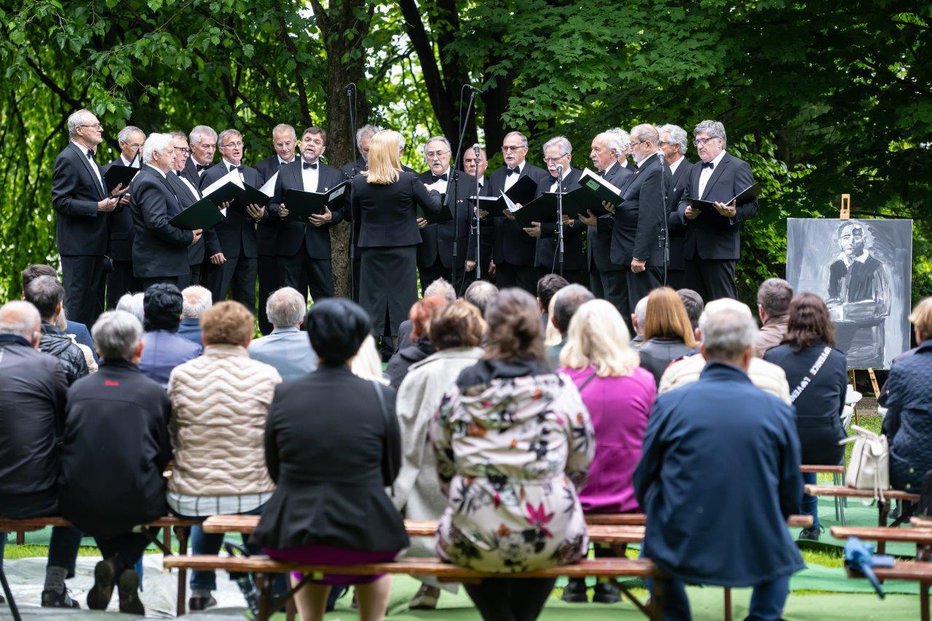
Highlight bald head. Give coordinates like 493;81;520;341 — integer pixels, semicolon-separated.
0;301;42;346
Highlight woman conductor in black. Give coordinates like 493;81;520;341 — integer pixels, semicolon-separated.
352;130;441;341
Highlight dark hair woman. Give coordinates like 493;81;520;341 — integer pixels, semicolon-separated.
251;299;408;621
429;288;595;621
764;292;847;541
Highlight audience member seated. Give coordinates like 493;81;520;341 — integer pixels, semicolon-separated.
558;299;655;604
396;278;456;352
676;288;704;333
764;293;846;541
352;335;390;385
252;299;408;621
22;264;96;357
629;295;648;349
394;300;486;610
659;298;792;402
884;296;932;494
54;308;97;373
634;306;804;620
167;301;282;611
24;275;89;385
430;288;595;621
248;287;316;380
59;311;172;614
637;287;696;385
754;278;793;357
139;283;202;388
547;284;595;369
463;279;498;317
0;301;82;609
536;273;569;335
178;285;212;346
116;292;145;324
386;296;447;388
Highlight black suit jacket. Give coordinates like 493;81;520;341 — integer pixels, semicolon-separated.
165;171;211;267
101;159;139;262
611;154;669;267
199;162;263;259
486;163;550;266
534;168;587;271
51;142;109;256
269;160;346;260
665;158;694;271
416;170;475;269
252;154;292;258
130;165;193;278
676;152;759;261
352;171;441;248
181;157;212;188
589;162;633;272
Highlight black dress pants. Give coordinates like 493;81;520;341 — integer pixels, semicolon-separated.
684;258;738;302
205;253;257;313
61;255;106;327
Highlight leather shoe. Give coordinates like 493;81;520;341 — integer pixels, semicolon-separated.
561;578;588;603
117;570;145;615
798;525;823;542
189;594;218;611
593;581;621;604
87;559;116;610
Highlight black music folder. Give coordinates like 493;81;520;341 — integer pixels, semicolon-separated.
688;183;760;212
169;197;224;230
284;181;349;219
103;165;139;194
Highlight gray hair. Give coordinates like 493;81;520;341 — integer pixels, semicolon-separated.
503;131;529;148
594;132;623;156
676;288;704;330
67;109;97;138
757;278;793;318
118;126;144;145
189;125;217;146
658;124;688;155
633;295;649;336
169;130;187;141
698;300;756;361
142;132;173;164
181;285;212;319
217;129;242;148
0;301;41;341
608;128;631;150
631;123;659;145
694;120;727;146
424;277;457;304
24;275;64;321
272;124;296;139
422;136;451;158
464;280;498;317
356;124;381;147
92;310;143;361
552;284;594;334
266;287;307;328
543;136;572;156
116;292;145;324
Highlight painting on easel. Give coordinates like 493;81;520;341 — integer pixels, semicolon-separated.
786;218;913;369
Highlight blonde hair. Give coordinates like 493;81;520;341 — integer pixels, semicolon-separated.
643;287;697;347
363;130;402;185
350;335;389;385
910;297;932;341
560;299;639;377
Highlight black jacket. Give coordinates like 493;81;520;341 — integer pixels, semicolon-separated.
51;142;110;256
665;158;694;271
386;337;436;389
351;171;441;248
487;163;550;266
251;365;409;552
39;323;89;386
102;158;138;262
0;335;68;505
589;162;633;272
164;170;212;267
764;342;847;465
199;162;264;258
131;165;194;278
269;160;346;259
611;154;669;267
59;359;172;538
638;337;694;386
254;153;290;257
534;168;587;271
416;169;476;269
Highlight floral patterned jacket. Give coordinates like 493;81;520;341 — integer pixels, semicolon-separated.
430;358;595;572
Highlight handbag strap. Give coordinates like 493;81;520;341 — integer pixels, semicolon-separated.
789;345;833;404
577;370;598;393
372;381;395;495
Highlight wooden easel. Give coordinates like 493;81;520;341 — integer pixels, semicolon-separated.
839;194;882;419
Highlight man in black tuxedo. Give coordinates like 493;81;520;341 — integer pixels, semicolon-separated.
579;131;633;313
131;133;202;290
525;136;587;285
484;131;550;293
463;146;492;282
103;125;145;309
416;136;476;294
610;124;670;317
166;131;215;286
609;127;638;172
181;125;217;187
658;124;694;290
51;109;125;326
253;124;298;334
677;120;759;301
199;129;266;313
269;126;346;304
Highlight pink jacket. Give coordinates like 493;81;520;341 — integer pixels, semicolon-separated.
561;365;656;513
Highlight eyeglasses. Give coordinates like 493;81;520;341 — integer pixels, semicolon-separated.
173;147;192;155
274;141;295;148
501;145;526;152
694;137;718;147
542;153;569;163
425;150;449;158
630;140;648;148
657;141;670;146
221;141;244;148
196;143;217;150
80;122;102;129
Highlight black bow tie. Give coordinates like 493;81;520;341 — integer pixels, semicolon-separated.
303;162;318;170
195;163;208;172
175;170;182;176
505;168;519;176
549;175;560;184
229;165;243;172
432;173;448;182
86;149;95;160
701;161;714;170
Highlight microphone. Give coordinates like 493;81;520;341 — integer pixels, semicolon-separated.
472;143;481;155
465;85;484;93
343;83;356;94
555;164;564;175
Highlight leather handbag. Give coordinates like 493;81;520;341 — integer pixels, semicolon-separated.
841;424;890;501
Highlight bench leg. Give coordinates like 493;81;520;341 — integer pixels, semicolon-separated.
174;526;190;616
15;532;24;546
922;581;930;621
256;573;273;621
649;576;665;621
724;587;733;621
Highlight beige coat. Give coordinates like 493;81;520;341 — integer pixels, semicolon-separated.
167;344;281;496
659;354;791;403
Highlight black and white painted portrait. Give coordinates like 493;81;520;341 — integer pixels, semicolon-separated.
786;218;912;369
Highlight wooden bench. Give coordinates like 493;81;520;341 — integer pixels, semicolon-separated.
800;465;847;523
844;561;932;621
804;484;919;547
800;465;845;474
0;515;200;615
162;554;664;620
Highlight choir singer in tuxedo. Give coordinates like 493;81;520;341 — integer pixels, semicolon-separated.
352;130;441;345
658;124;694;291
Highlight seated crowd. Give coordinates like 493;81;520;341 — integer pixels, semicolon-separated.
1;262;931;621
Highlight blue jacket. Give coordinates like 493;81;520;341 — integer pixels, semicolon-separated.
247;327;316;381
139;330;202;388
634;362;804;587
885;339;932;492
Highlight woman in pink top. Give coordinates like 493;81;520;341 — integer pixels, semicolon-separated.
559;299;656;604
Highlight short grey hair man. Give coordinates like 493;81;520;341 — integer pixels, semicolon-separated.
677;288;705;331
217;128;242;149
658;124;688;156
694;120;727;147
272;123;297;140
464;280;498;317
0;300;41;342
92;311;143;361
67;109;98;138
189;125;218;147
502;131;529;148
116;293;145;325
630;123;660;147
754;278;793;357
699;306;758;364
118;125;144;146
608;127;632;151
357;124;381;148
266;287;306;329
594;131;624;157
181;286;212;319
422;136;451;158
424;277;457;304
631;295;649;344
542;136;572;157
142;133;173;166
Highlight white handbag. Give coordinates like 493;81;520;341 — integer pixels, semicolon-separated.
841;425;890;501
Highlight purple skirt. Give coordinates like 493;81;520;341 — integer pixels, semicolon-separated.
265;543;401;586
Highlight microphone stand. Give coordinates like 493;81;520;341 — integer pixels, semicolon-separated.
344;83;359;299
473;144;482;280
556;164;565;277
657;152;670;286
450;85;480;292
